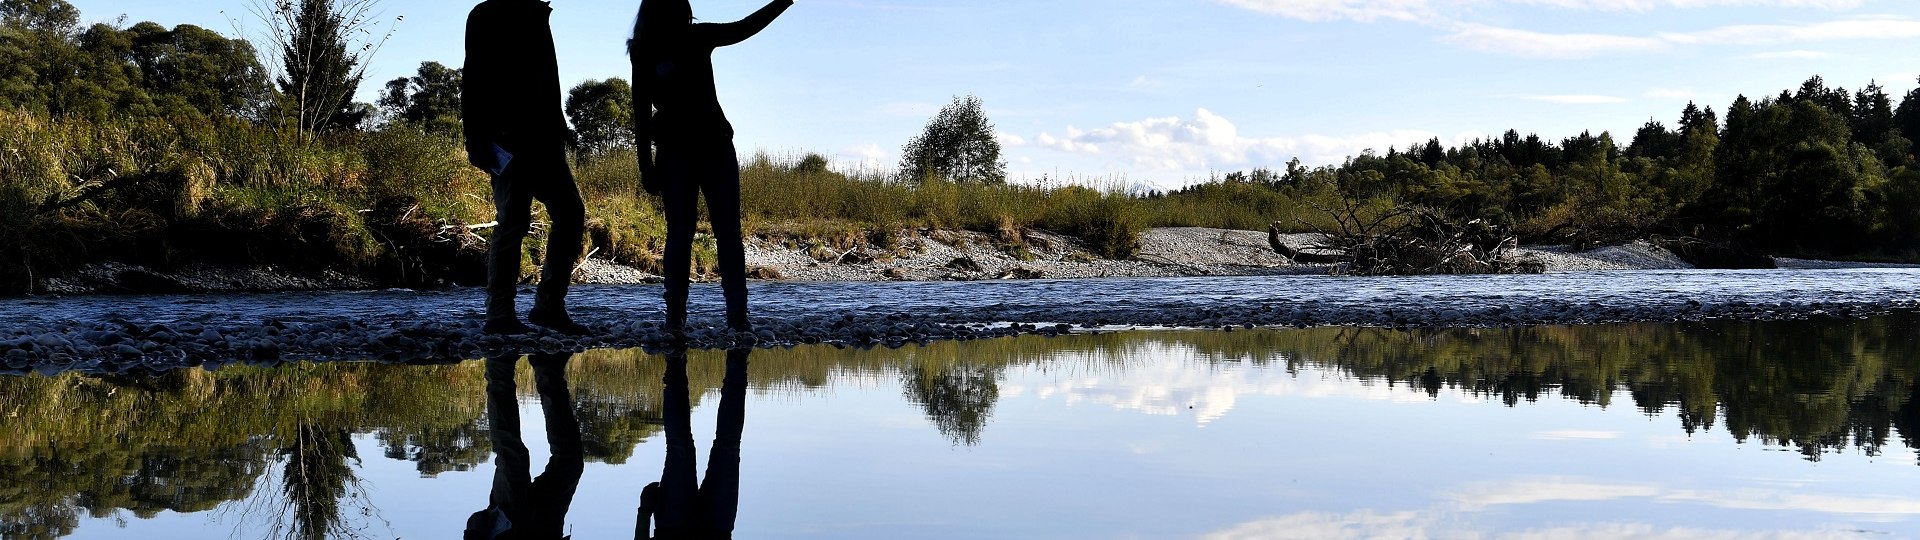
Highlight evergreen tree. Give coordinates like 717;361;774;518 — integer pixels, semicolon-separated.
264;0;387;134
1895;78;1920;144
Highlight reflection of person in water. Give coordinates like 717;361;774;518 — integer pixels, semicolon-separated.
636;348;750;539
466;353;585;540
629;0;795;335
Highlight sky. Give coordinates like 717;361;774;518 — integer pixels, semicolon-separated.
63;0;1920;188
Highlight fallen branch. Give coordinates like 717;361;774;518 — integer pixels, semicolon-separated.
37;169;142;214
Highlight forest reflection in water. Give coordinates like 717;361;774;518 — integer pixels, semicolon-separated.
3;313;1920;537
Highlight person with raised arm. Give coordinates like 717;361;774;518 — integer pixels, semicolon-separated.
630;0;795;338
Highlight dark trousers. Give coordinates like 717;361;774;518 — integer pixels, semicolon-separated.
488;149;586;323
658;142;748;329
649;349;749;539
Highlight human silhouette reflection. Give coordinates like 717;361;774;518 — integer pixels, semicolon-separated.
466;352;585;540
636;348;750;539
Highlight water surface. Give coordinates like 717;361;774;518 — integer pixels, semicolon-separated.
6;314;1920;538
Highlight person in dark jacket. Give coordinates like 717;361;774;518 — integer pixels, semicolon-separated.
465;352;585;540
464;0;589;335
630;0;794;336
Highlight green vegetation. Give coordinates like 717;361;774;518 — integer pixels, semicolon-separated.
1224;78;1920;259
2;0;1916;294
900;94;1006;184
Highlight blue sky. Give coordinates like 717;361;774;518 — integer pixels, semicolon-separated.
67;0;1920;187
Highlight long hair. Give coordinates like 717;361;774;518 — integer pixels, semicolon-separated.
629;0;692;65
630;0;690;145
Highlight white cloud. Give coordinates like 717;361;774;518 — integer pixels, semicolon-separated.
1747;49;1836;59
1217;0;1859;24
1512;0;1861;10
1448;477;1920;517
1198;510;1442;540
1032;108;1472;177
997;132;1027;146
1443;24;1670;57
1645;87;1696;99
1449;477;1663;509
1219;0;1910;58
1518;94;1631;104
1439;17;1920;58
838;143;891;171
1532;429;1624;440
1665;17;1920;44
1127;75;1163;89
1201;510;1876;540
1214;0;1435;22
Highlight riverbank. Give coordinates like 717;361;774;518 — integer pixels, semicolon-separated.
42;226;1888;295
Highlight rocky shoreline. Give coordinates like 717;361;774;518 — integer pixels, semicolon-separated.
4;264;1918;373
41;226;1888;295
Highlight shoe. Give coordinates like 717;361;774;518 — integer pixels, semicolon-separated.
528;308;591;336
483;318;533;335
637;481;660;538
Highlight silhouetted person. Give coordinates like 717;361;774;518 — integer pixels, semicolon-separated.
630;0;795;335
466;352;585;539
465;0;590;336
636;348;750;539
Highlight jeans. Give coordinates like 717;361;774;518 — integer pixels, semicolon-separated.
658;142;748;329
487;148;586;323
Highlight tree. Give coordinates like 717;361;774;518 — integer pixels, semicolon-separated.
127;23;272;118
253;0;392;135
564;78;634;155
377;61;461;134
1852;81;1896;145
1896;78;1920;146
0;0;77;35
900;94;1005;184
902;363;1001;446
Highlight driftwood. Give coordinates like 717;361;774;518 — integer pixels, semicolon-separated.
1271;196;1541;276
36;169;139;214
1268;223;1343;264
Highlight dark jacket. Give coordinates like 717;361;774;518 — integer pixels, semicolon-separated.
463;0;570;168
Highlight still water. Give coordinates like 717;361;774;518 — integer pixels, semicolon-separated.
7;314;1920;538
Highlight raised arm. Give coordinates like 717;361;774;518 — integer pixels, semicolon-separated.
689;0;794;48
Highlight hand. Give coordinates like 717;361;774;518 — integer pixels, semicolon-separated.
639;160;664;196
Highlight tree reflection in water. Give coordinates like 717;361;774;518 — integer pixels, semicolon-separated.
902;363;1002;446
5;313;1920;535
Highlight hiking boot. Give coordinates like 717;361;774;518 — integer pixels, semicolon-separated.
483;318;533;335
528;308;591;336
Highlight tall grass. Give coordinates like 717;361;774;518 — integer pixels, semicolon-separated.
1;107;1347;294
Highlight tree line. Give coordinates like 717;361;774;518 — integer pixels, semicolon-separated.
1197;76;1920;258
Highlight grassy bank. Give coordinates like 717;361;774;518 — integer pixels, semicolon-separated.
0;108;1346;295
